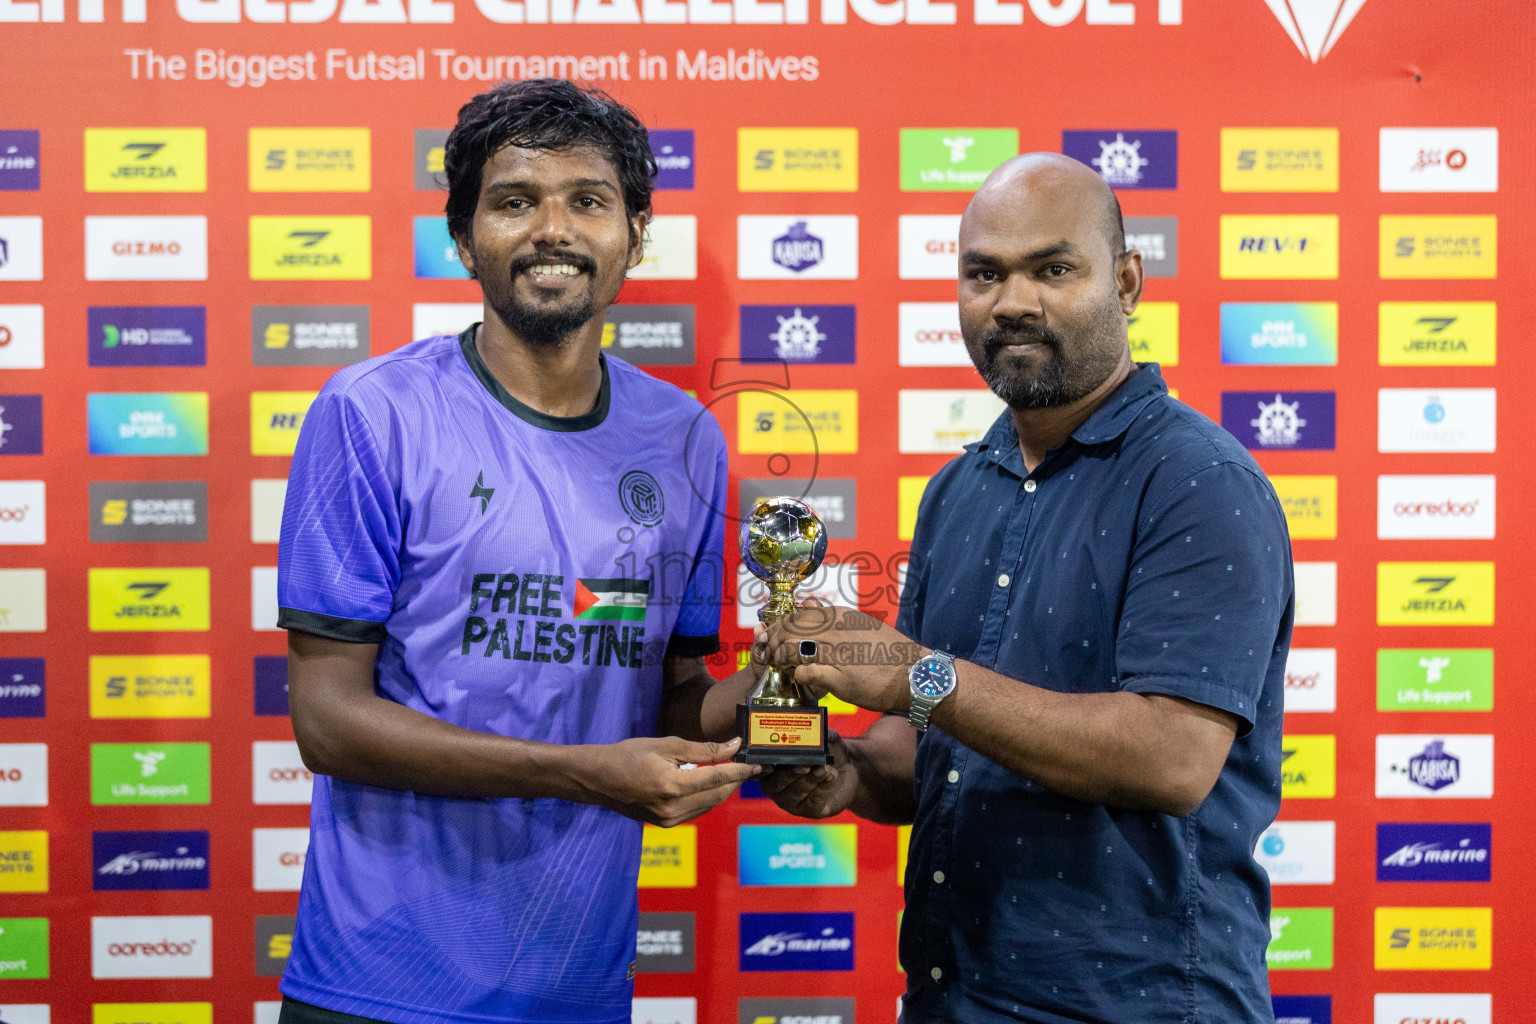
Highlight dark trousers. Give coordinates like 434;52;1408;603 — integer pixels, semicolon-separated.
279;997;394;1024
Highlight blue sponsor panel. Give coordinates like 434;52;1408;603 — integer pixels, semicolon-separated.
1220;391;1336;451
739;305;856;364
0;394;43;455
1272;994;1331;1024
650;130;694;190
254;655;289;716
738;824;857;886
0;131;41;191
88;306;207;367
0;658;45;718
1377;822;1491;882
412;216;470;279
92;829;210;890
1062;130;1177;189
739;912;854;972
86;392;208;456
1220;303;1338;366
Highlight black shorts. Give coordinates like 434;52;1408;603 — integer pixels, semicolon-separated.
278;997;394;1024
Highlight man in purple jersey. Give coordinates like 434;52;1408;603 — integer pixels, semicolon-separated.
275;80;762;1024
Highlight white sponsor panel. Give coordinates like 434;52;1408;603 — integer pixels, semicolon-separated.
1378;388;1496;453
628;215;696;280
0;217;44;281
1254;820;1335;885
0;1007;50;1024
1377;474;1495;540
1374;993;1491;1024
1379;128;1498;192
251;566;279;631
631;997;696;1024
1293;562;1337;627
255;1003;283;1024
1376;734;1494;799
1282;647;1336;713
251;479;287;544
253;741;314;805
0;569;46;632
0;744;46;807
0;481;44;545
737;216;858;280
91;915;213;979
898;389;1007;453
898;214;962;280
412;302;482;343
85;216;208;281
898;302;970;367
0;305;44;368
736;562;859;630
253;827;310;891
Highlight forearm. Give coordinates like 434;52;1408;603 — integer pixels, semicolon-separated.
843;714;918;825
658;657;757;742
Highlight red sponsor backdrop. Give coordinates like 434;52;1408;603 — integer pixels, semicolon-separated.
2;1;1533;1020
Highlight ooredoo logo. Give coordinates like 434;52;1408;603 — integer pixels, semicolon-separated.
91;916;212;978
253;741;314;804
1377;475;1495;540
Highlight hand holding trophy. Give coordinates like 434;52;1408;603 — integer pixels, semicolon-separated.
735;497;834;765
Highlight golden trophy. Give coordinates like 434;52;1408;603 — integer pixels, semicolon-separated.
735;496;833;765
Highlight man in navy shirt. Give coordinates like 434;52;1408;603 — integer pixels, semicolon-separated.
761;154;1293;1024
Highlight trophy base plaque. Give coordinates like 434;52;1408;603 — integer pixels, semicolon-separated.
733;703;833;765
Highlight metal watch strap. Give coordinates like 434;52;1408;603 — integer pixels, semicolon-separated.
908;650;955;731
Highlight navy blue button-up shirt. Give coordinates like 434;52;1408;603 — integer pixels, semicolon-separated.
896;365;1293;1024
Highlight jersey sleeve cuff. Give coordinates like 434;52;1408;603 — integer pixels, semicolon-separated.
1119;674;1258;736
665;632;721;658
278;607;387;644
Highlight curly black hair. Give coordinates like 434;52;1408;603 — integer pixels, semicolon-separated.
443;79;657;245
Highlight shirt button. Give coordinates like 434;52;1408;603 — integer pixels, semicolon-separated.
947;769;960;783
1024;480;1038;493
933;870;946;884
997;574;1010;588
931;967;944;981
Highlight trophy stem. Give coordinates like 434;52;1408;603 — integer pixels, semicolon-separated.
761;577;798;624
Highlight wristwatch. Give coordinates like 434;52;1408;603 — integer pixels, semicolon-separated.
907;650;958;731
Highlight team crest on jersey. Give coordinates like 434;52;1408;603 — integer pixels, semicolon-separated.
619;470;665;527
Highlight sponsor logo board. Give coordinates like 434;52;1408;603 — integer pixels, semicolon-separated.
738;389;857;454
603;304;696;366
1255;821;1334;884
1283;648;1336;713
1378;301;1495;366
413;216;469;279
0;305;45;369
251;391;318;456
1221;391;1335;451
0;1005;50;1024
85;216;207;281
412;302;481;342
1271;995;1331;1024
92;1005;211;1024
898;302;967;367
738;824;856;886
0;481;44;545
1270;476;1336;540
89;655;209;719
738;128;857;192
1377;735;1493;798
737;999;855;1024
737;216;856;279
0;831;48;893
1220;303;1336;365
1377;648;1492;712
0;659;45;718
1294;562;1336;627
1380;215;1496;279
89;482;207;543
1374;907;1490;970
0;395;43;455
629;214;696;280
252;567;279;631
1378;388;1496;453
0;918;48;979
1380;128;1498;192
898;476;928;542
254;655;290;717
0;130;41;191
636;912;694;973
650;130;694;190
1220;215;1338;279
0;745;47;806
898;389;1006;453
84;129;206;192
253;305;370;366
91;916;212;979
638;824;696;888
1062;130;1177;189
633;998;695;1024
0;217;44;280
1266;908;1332;969
1377;475;1494;539
249;127;369;191
413;128;449;190
898;214;960;279
92;831;209;891
255;915;295;977
1221;128;1338;192
1280;735;1335;798
1124;215;1177;277
739;478;856;539
253;741;313;804
251;479;286;543
1377;822;1490;882
739;305;854;364
1373;994;1490;1024
87;567;210;632
249;215;371;280
739;912;853;971
87;393;208;456
91;743;210;805
253;828;309;891
1127;301;1178;364
1376;562;1493;626
87;306;205;368
900;128;1016;191
0;570;47;632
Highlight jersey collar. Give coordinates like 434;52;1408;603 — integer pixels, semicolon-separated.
459;323;611;433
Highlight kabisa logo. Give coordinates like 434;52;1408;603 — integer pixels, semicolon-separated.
619;469;665;527
650;130;694;190
0;659;45;719
738;824;857;886
1221;391;1335;451
773;221;824;272
1262;0;1367;63
738;216;856;279
93;831;210;891
92;916;212;979
88;568;210;632
249;215;371;280
1393;739;1460;791
91;743;211;805
1377;823;1491;882
740;305;856;364
459;572;652;669
84;129;207;192
0;131;41;191
1062;130;1177;189
1377;734;1493;799
739;912;854;972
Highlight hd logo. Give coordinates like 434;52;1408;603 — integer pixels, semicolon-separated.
1376;562;1494;625
249;216;371;280
251;391;318;456
249;128;370;191
87;568;210;632
738;129;857;192
84;128;207;192
1380;215;1497;279
1220;215;1339;279
1378;301;1495;366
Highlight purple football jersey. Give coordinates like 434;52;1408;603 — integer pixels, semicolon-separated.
277;327;726;1023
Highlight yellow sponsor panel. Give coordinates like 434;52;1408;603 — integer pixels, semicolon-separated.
89;655;210;719
250;215;372;280
1377;562;1494;626
1127;301;1178;365
249;128;371;192
1220;128;1339;192
738;390;858;454
88;567;211;632
1379;302;1496;366
1375;907;1491;971
896;824;911;884
638;824;696;888
1380;215;1496;279
0;831;48;893
84;128;207;192
738;128;858;192
1268;475;1337;540
1220;215;1339;280
94;1006;213;1024
1280;734;1335;799
251;391;319;456
898;476;930;542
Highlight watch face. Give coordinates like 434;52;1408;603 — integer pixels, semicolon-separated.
911;658;954;698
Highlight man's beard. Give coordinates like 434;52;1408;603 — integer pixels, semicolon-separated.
974;302;1125;409
486;250;601;349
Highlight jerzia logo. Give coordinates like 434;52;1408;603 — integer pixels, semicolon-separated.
1261;0;1368;63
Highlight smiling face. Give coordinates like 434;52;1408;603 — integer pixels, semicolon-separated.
455;143;647;348
957;155;1141;409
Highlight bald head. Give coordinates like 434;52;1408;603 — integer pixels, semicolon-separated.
968;153;1125;260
